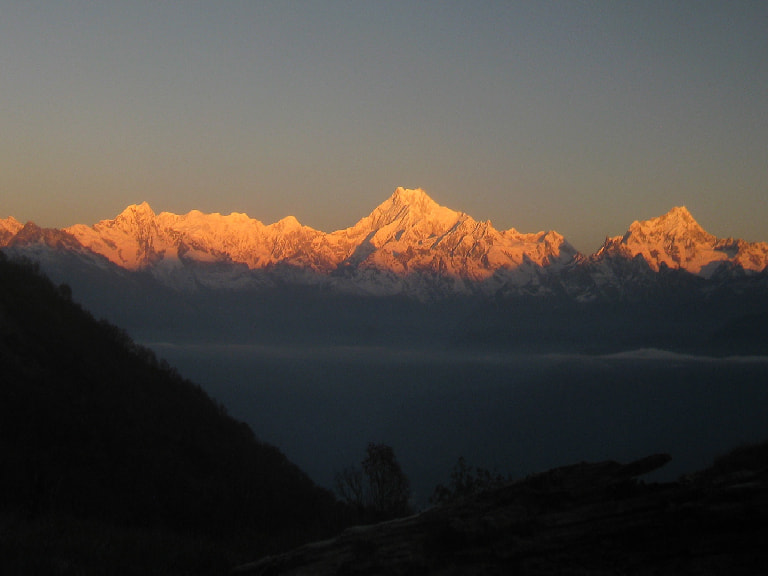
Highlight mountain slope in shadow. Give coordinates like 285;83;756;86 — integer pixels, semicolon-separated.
0;254;346;574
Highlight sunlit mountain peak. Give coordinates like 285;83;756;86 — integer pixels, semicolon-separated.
120;201;156;219
626;206;712;245
390;187;439;209
271;215;303;231
653;206;703;232
666;205;693;218
0;215;23;229
0;216;23;242
358;187;464;234
594;205;768;276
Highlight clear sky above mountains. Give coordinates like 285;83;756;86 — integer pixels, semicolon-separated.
1;1;766;253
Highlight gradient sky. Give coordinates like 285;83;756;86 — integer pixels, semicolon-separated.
1;1;766;253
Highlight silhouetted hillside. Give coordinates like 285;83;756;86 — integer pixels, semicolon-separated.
238;445;768;575
0;254;345;574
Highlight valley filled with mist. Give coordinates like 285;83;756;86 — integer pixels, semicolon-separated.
150;337;768;508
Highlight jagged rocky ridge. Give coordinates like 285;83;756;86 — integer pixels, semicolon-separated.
3;188;767;300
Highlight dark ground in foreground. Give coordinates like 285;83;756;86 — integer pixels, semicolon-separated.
236;444;768;575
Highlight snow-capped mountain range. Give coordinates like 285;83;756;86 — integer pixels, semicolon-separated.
595;206;768;277
2;187;767;300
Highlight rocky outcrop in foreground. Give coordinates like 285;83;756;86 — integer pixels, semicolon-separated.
235;449;768;575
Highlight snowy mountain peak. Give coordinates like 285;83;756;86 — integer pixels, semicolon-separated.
107;202;161;239
271;215;303;231
597;206;768;276
359;187;464;235
0;215;23;231
390;187;439;210
119;201;156;220
666;205;694;219
59;202;168;270
634;206;707;238
623;207;713;250
7;221;84;251
0;216;24;243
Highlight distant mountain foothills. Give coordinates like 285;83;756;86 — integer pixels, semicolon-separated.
2;188;768;353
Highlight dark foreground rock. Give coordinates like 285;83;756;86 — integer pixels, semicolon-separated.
235;450;768;575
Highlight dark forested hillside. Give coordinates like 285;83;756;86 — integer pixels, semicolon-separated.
0;253;344;574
